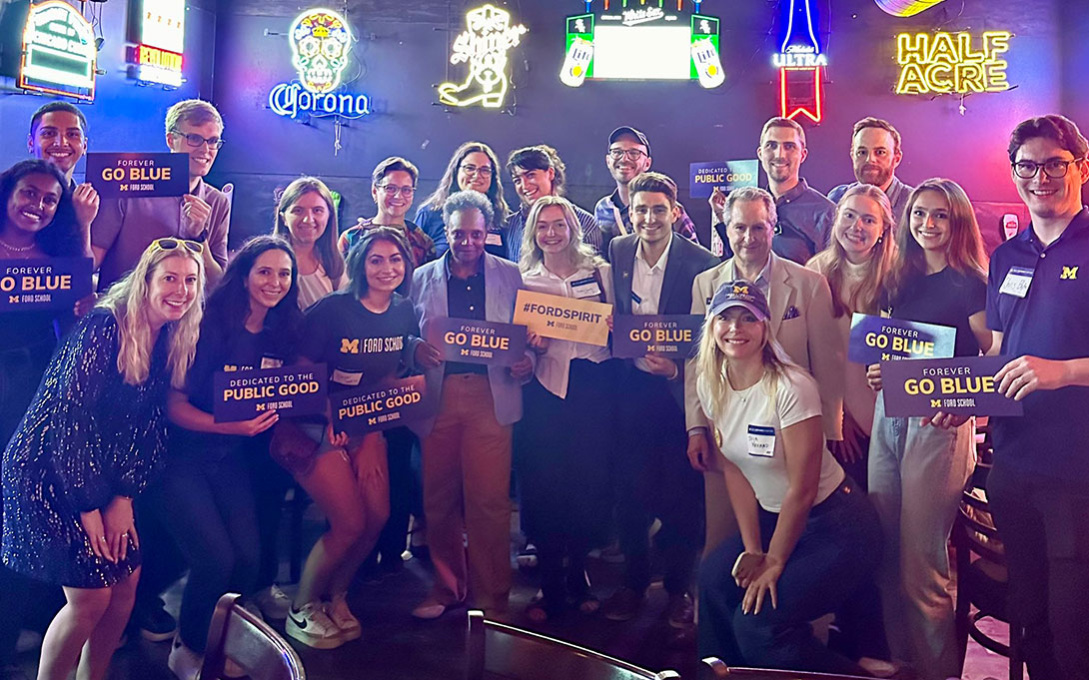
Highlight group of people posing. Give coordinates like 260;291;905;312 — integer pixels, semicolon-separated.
0;96;1086;680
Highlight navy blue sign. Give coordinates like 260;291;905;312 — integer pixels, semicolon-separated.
880;356;1023;417
333;376;432;435
86;152;189;198
688;160;759;199
0;257;92;312
848;313;956;365
613;314;703;359
426;318;527;366
214;364;328;422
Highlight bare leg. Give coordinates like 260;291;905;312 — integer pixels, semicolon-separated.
37;586;111;680
77;567;140;680
329;434;391;595
293;449;367;606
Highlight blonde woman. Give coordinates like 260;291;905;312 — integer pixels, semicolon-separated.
2;239;204;680
515;196;615;621
807;184;898;489
694;281;881;675
274;176;347;309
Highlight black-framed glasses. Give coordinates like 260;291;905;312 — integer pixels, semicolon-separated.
459;163;493;177
170;128;225;150
378;184;416;198
1012;157;1084;179
151;237;204;254
608;148;648;161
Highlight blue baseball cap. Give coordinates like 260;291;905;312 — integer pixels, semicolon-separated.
708;280;771;321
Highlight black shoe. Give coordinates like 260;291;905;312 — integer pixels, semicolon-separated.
134;603;177;642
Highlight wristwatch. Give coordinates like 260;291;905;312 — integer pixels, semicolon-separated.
192;228;209;244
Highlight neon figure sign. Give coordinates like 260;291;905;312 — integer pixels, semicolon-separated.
775;0;824;123
895;31;1011;95
437;4;528;109
18;1;97;100
267;8;371;120
127;0;186;87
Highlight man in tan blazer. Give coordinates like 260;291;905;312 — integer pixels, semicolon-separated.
686;186;845;551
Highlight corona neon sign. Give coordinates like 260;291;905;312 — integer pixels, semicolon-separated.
438;4;527;108
775;0;823;123
895;31;1011;95
18;1;97;100
267;8;372;120
126;0;186;87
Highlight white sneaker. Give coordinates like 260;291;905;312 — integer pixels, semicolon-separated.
254;584;291;620
167;636;202;680
326;593;361;641
286;601;343;649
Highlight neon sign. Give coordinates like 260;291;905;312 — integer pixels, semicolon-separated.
875;0;947;17
895;31;1011;95
18;1;97;100
126;0;185;87
562;5;724;88
775;0;823;122
267;8;372;120
438;4;527;109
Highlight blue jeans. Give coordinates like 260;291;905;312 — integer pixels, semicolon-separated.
698;477;882;675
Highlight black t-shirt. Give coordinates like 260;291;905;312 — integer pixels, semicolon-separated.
884;267;987;357
172;324;287;461
298;291;419;393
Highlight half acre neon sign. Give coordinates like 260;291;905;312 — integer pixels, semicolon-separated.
895;31;1011;95
268;8;371;120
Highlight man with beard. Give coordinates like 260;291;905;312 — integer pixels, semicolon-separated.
827;117;913;222
710;118;834;264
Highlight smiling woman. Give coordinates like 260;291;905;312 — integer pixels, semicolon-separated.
2;239;203;680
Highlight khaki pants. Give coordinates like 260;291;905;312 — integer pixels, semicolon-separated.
421;374;512;611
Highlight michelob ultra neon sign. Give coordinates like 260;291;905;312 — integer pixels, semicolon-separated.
774;0;824;122
895;31;1012;95
268;8;372;119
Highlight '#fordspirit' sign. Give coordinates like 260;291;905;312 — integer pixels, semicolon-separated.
267;8;372;120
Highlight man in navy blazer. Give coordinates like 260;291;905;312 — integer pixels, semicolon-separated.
409;190;534;620
604;172;720;629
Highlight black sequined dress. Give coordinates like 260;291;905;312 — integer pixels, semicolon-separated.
2;310;169;587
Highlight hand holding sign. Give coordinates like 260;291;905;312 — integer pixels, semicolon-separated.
414;340;444;368
72;183;100;229
709;186;727;222
996;355;1068;401
182;194;212;238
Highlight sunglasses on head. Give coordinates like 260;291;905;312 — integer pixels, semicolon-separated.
151;238;204;254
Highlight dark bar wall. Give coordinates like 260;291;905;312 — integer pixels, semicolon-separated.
208;0;1078;245
0;0;218;172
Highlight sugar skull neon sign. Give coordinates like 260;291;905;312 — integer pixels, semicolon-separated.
290;8;351;94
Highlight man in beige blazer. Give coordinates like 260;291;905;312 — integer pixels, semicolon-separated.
686;186;845;551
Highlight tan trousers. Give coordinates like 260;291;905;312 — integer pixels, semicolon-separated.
421;374;512;611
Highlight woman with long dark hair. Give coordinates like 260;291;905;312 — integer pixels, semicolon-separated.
866;178;991;680
160;236;302;679
0;159;88;674
3;239;204;680
274;176;346;309
284;227;438;649
415;142;510;257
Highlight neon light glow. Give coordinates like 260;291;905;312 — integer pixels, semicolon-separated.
126;0;185;86
875;0;947;17
267;7;371;120
561;5;724;88
438;4;528;108
775;0;823;122
290;8;352;94
895;31;1012;95
18;1;97;100
130;45;183;87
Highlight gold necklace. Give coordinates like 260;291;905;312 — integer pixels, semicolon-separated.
0;238;34;253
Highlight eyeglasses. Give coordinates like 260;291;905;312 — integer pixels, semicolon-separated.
608;148;648;161
378;184;416;198
151;238;204;254
1012;157;1084;179
170;128;225;150
459;163;493;177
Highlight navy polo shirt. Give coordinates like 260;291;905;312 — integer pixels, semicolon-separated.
986;206;1089;483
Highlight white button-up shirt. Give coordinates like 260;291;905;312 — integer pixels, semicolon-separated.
522;261;614;398
631;233;672;373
